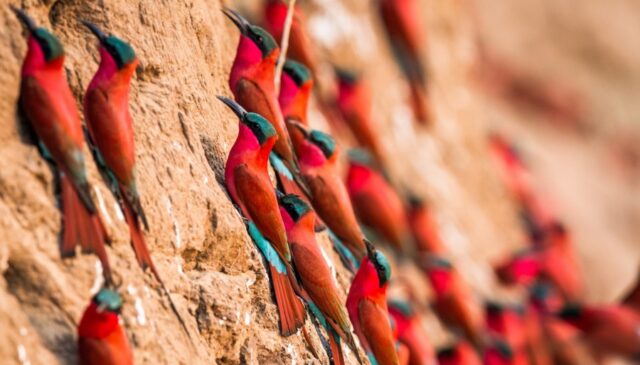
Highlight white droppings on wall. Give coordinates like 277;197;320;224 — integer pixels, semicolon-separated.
164;197;182;249
89;259;104;295
127;285;147;326
244;311;252;325
245;276;256;289
285;343;297;365
17;344;30;365
114;202;125;221
94;187;112;226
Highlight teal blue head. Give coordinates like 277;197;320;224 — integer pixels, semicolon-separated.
388;299;414;318
12;7;64;62
309;130;337;159
223;8;278;58
365;240;391;287
217;96;277;145
93;288;123;313
283;60;312;87
279;194;312;222
82;21;136;69
347;148;375;166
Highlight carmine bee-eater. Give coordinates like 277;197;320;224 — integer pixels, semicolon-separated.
558;303;640;359
222;8;309;195
81;21;152;273
219;96;305;336
336;71;385;164
436;341;482;365
291;126;367;262
264;0;318;75
484;302;527;353
347;150;411;251
407;196;446;254
13;8;111;278
278;194;363;364
81;22;191;340
494;249;541;287
347;241;399;365
78;288;133;365
421;255;484;348
377;0;432;124
387;299;437;365
537;222;583;301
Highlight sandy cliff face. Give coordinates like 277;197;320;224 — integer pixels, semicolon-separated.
6;0;634;364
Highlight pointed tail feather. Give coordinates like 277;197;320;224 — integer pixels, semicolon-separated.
121;197;155;272
59;174;111;280
270;264;306;336
328;332;346;365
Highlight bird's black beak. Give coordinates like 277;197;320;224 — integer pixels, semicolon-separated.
288;120;309;139
217;96;247;120
364;238;376;262
222;7;249;35
275;189;286;200
11;6;37;33
81;20;108;43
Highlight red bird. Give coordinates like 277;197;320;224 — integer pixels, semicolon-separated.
484;302;527;353
407;197;446;254
279;60;313;130
278;194;362;364
292;127;367;261
13;8;110;277
436;341;482;365
495;250;542;287
78;288;133;365
223;8;304;187
336;72;385;164
377;0;432;124
347;242;399;365
559;303;640;359
347;150;411;251
81;22;152;273
421;255;484;347
220;96;305;336
264;0;318;75
388;300;437;365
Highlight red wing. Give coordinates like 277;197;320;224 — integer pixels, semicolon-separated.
359;299;400;365
291;242;348;327
78;337;119;365
308;174;361;242
233;164;288;256
84;87;135;184
235;78;279;128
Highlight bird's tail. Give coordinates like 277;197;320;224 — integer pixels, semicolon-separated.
121;196;154;272
60;174;111;280
408;79;432;125
328;332;346;365
269;264;306;336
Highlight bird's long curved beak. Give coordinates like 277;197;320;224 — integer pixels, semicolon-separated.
364;238;376;261
222;7;249;35
288;120;309;139
217;96;247;119
81;20;108;43
11;6;37;33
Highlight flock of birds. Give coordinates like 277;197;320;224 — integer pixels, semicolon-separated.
9;0;640;364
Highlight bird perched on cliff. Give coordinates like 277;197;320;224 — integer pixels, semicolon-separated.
347;241;399;365
12;8;111;278
279;60;313;130
223;8;309;196
377;0;432;124
420;255;484;348
558;303;640;360
335;71;386;164
436;341;482;365
81;21;191;340
290;126;367;264
347;150;411;251
407;196;446;254
387;300;437;365
278;194;363;364
219;96;305;336
78;288;133;365
484;302;527;354
264;0;318;76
